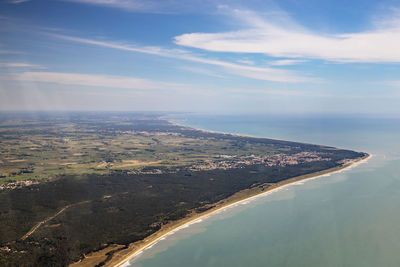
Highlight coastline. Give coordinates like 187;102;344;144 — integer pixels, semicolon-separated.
107;153;371;267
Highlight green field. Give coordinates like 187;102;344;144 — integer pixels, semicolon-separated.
0;112;339;185
0;116;287;183
0;112;367;266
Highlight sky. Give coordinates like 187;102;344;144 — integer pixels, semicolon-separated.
1;0;400;115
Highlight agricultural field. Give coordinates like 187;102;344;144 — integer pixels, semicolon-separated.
0;112;336;185
0;112;367;266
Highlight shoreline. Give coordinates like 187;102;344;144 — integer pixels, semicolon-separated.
166;118;322;146
108;153;371;267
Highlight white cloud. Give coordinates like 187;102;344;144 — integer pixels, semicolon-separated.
64;0;150;11
62;0;218;13
228;87;306;96
269;59;307;66
0;62;46;68
381;80;400;87
51;33;316;83
13;71;188;90
236;59;254;65
8;0;31;4
178;66;226;78
174;8;400;63
0;50;22;54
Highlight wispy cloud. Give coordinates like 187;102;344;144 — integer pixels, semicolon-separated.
64;0;151;12
0;50;21;54
12;71;188;91
380;80;400;87
236;59;254;65
174;7;400;63
178;65;226;79
0;62;46;68
63;0;218;13
269;59;308;66
50;33;316;83
8;0;31;4
229;87;306;96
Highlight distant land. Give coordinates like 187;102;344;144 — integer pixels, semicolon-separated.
0;112;368;266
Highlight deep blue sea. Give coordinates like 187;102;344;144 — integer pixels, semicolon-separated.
125;114;400;267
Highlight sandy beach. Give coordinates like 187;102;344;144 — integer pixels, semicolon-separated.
106;153;371;267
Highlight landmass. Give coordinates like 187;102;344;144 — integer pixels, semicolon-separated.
109;153;369;267
0;112;368;266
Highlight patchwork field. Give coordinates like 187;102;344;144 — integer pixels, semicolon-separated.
0;113;304;184
0;112;367;266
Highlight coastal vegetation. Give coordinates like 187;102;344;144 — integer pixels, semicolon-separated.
0;112;367;266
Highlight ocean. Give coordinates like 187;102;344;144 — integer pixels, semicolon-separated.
125;114;400;267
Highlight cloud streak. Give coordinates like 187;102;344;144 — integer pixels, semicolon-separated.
0;62;46;68
174;8;400;63
8;0;31;4
51;33;315;83
269;59;308;66
63;0;219;13
64;0;153;12
13;71;188;90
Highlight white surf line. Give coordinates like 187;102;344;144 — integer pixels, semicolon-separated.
114;154;371;267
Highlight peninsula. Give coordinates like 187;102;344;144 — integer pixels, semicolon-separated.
0;112;368;266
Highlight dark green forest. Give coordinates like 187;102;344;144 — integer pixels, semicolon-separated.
0;113;366;266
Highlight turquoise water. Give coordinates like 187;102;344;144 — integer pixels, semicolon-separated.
126;115;400;267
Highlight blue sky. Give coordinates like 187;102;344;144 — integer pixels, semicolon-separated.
1;0;400;114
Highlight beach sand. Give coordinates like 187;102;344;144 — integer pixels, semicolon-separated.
101;153;371;267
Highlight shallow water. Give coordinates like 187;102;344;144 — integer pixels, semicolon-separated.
126;115;400;267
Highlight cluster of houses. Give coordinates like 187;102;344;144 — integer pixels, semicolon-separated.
189;151;331;171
